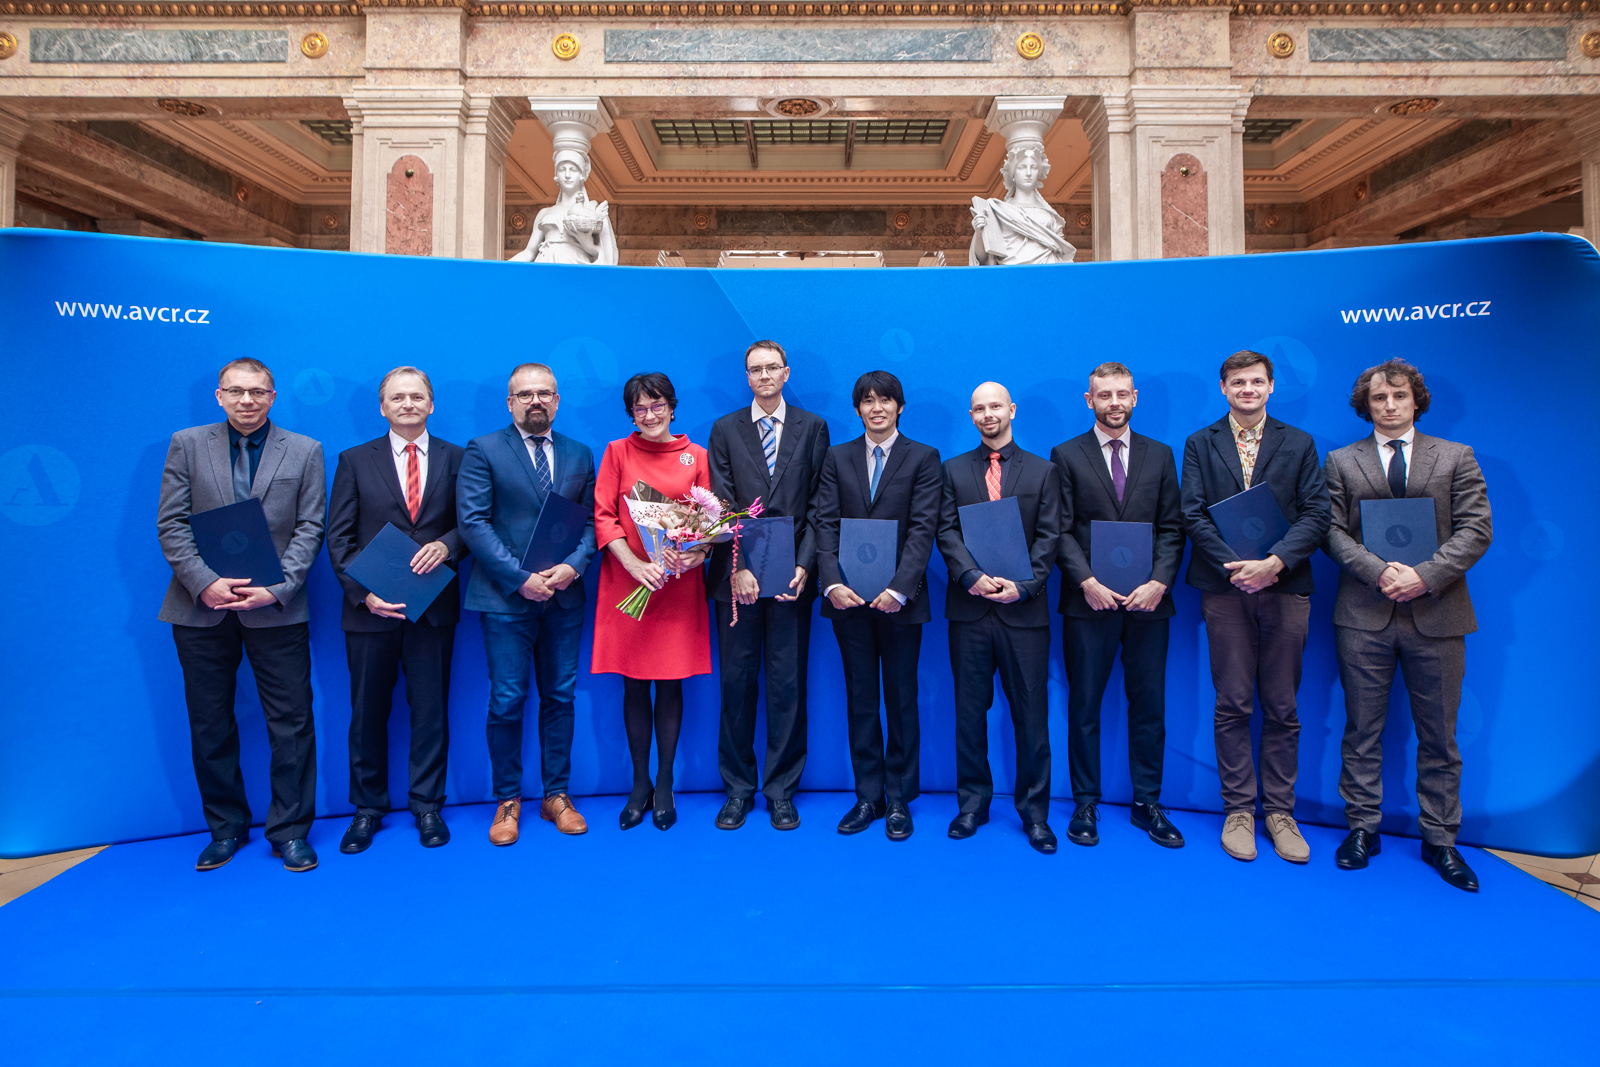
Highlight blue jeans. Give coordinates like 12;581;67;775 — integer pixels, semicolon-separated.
481;603;584;800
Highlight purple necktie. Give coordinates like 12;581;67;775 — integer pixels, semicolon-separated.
1108;438;1126;504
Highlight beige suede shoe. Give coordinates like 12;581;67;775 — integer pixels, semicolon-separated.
488;798;521;846
1265;812;1311;864
1221;811;1257;861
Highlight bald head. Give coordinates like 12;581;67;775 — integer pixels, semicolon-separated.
970;381;1012;408
968;381;1016;447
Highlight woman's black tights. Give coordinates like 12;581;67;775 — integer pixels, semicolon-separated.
622;678;683;807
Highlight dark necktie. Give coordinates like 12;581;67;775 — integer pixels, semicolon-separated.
232;436;254;504
869;444;885;501
530;435;552;493
1387;439;1407;498
986;451;1002;501
1108;437;1126;504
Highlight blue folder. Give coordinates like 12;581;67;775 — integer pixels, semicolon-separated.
739;516;796;598
520;490;589;573
1360;497;1439;567
189;497;286;587
344;523;456;623
1090;520;1153;596
1207;482;1291;560
839;518;899;600
958;496;1033;583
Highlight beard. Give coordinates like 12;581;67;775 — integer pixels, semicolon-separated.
517;406;553;435
1097;407;1129;429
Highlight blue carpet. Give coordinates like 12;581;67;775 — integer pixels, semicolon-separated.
3;792;1597;1065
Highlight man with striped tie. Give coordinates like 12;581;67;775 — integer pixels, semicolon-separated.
326;366;466;854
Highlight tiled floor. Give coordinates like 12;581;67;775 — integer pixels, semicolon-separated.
0;847;105;906
1489;848;1600;912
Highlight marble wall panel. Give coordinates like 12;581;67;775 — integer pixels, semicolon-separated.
1161;153;1208;258
29;29;289;64
386;155;433;257
603;28;992;63
1306;27;1567;63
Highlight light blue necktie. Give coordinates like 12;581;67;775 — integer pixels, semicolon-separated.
869;444;884;501
758;417;777;476
530;435;552;493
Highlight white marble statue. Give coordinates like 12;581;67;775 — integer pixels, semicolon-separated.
968;144;1076;266
510;149;619;265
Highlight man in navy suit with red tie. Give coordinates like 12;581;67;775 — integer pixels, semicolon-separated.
326;366;467;853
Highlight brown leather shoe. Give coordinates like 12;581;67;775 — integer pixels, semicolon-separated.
540;793;588;835
488;798;521;846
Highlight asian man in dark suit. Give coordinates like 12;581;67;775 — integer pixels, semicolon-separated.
157;358;326;873
326;367;466;854
457;362;598;847
812;370;943;840
1324;359;1492;892
1052;362;1187;850
937;381;1061;854
707;340;831;832
1181;350;1331;865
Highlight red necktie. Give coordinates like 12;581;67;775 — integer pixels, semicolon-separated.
986;451;1002;501
404;443;421;522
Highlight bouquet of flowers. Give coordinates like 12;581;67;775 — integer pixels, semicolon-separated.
616;481;764;621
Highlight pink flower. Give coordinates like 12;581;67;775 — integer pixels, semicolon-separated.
748;497;764;517
687;484;724;521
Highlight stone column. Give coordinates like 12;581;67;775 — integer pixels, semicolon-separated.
527;96;614;183
0;106;28;229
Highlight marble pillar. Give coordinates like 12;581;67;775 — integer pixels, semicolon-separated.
1572;108;1600;249
0;106;27;229
527;96;613;183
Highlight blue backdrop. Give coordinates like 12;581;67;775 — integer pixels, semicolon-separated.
2;228;1596;858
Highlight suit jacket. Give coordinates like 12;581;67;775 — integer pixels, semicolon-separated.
157;421;326;628
456;425;597;614
326;434;468;632
1323;432;1491;638
1181;414;1332;596
1052;430;1185;619
812;434;943;625
707;401;830;602
937;442;1061;628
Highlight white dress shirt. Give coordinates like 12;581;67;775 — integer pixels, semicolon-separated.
824;430;907;605
750;397;787;456
1374;425;1416;489
518;425;557;484
1092;424;1134;481
389;429;430;499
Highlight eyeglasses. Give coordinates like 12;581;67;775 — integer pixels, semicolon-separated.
631;402;669;418
221;388;274;401
746;362;786;379
511;390;556;405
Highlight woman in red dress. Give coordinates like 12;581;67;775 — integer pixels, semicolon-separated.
591;372;713;831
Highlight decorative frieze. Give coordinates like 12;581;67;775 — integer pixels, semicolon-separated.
1307;26;1568;61
603;27;992;62
30;28;288;63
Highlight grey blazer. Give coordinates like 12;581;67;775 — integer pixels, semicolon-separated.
1323;432;1491;638
157;421;327;628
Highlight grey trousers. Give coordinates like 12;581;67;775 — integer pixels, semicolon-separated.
1201;589;1311;816
1335;603;1465;846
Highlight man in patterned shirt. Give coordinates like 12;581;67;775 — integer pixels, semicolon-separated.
1180;351;1330;865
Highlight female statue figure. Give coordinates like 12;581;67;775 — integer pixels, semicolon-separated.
510;149;619;265
968;143;1076;266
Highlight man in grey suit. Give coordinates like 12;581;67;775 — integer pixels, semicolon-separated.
157;358;327;873
1324;359;1491;892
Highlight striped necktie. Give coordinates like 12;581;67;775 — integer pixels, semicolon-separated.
530;435;552;493
758;417;777;476
404;442;421;522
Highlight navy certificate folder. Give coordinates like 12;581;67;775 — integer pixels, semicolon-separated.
1090;520;1153;596
1360;497;1439;567
958;496;1033;582
189;497;286;587
740;516;796;597
839;518;899;600
344;523;456;623
1207;482;1291;560
520;490;588;573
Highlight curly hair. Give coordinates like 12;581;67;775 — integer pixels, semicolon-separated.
1000;144;1052;194
1349;359;1431;422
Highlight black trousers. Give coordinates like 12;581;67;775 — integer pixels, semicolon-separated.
171;615;316;845
346;623;454;818
717;596;812;802
1064;611;1169;807
950;614;1052;824
832;614;923;804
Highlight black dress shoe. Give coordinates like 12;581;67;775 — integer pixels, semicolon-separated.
885;801;913;841
1025;822;1058;854
272;838;318;873
652;786;676;831
620;790;653;831
195;836;244;871
947;811;989;839
1066;802;1100;847
769;798;800;831
1422;842;1480;892
837;799;886;835
715;796;754;830
340;813;381;854
1131;803;1185;848
415;811;450;848
1335;828;1381;870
